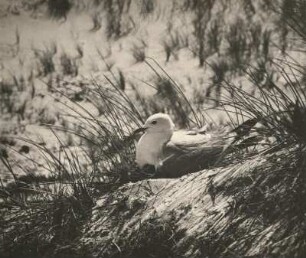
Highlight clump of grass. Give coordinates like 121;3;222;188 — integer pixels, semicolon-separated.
47;0;71;20
73;42;84;60
0;27;21;58
161;30;181;62
137;59;204;128
34;43;57;77
206;59;229;104
0;72;34;122
154;76;190;126
107;211;184;257
90;12;102;32
192;0;214;67
226;19;249;72
271;0;306;53
220;58;306;156
278;0;306;40
249;23;262;56
242;0;255;20
193;28;306;254
139;0;155;16
1;189;93;256
248;59;277;90
60;51;79;77
13;27;20;57
1;59;204;210
207;19;222;56
161;26;189;63
117;69;126;91
0;80;14;114
207;76;306;254
0;129;94;256
103;0;131;39
193;145;306;257
131;39;147;63
261;29;272;61
52;77;145;186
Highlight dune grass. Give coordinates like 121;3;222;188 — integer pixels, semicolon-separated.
1;0;306;257
2;50;306;255
0;55;204;254
0;79;305;255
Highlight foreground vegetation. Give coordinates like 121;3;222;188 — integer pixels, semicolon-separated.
0;0;306;257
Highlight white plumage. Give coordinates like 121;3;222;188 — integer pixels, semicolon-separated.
135;113;174;169
134;113;228;178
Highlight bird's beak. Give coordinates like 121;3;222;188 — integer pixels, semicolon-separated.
133;126;147;135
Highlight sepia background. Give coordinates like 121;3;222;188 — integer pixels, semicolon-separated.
0;0;306;257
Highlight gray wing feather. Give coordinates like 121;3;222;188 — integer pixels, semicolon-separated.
158;129;229;178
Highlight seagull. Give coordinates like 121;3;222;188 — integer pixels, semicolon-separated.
134;113;175;170
133;113;228;178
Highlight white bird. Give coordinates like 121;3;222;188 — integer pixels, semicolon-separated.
135;113;175;169
133;113;228;178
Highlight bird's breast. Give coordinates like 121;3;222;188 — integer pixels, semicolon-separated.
136;131;172;167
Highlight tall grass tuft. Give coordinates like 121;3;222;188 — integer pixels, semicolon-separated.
90;12;102;32
249;23;262;56
206;59;229;104
0;80;14;115
131;39;147;63
47;0;71;20
192;0;214;67
226;19;249;73
161;31;180;62
0;130;94;256
60;51;79;77
211;57;306;257
140;0;155;16
144;59;204;128
103;0;132;39
279;0;306;40
0;69;152;255
34;43;57;77
207;20;222;56
220;60;306;154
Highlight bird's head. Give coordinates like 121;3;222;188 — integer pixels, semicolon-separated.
134;113;175;135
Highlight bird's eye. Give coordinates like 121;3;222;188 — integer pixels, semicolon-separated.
151;120;157;125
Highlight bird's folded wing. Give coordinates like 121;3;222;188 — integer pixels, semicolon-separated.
158;129;229;177
163;130;215;156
